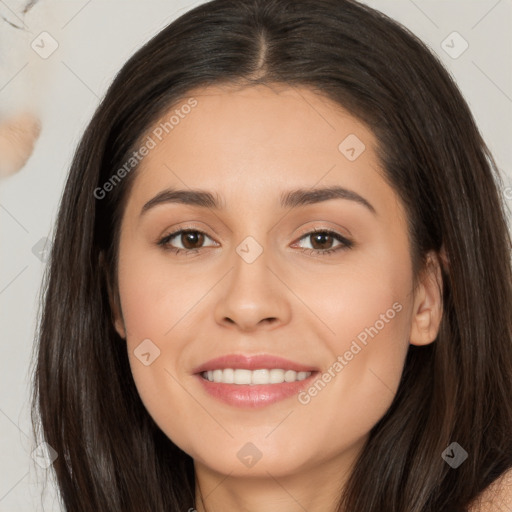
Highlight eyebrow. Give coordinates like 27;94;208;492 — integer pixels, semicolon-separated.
140;185;376;217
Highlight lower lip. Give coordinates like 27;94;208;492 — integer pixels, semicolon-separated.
195;372;318;408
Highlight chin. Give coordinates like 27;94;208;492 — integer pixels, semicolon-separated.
184;437;315;478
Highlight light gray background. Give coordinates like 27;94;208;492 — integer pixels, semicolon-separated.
0;1;511;510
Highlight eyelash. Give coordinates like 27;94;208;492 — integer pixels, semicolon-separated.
157;227;354;257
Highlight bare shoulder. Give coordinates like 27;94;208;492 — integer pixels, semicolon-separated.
468;467;512;511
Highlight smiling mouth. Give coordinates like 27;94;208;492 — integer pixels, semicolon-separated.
201;368;313;385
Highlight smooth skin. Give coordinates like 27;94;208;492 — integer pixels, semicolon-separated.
111;84;445;512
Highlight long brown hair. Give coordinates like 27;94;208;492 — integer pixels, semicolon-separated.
32;0;512;510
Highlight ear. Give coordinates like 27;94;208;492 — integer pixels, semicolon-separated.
409;249;444;346
111;288;127;340
99;250;126;339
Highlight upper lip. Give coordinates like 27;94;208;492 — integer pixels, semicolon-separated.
192;354;320;374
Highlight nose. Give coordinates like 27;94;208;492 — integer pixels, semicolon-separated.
213;243;292;332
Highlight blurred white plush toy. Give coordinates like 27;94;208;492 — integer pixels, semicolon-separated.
0;111;41;178
0;0;50;179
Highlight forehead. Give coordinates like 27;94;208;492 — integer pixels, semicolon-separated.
124;83;402;220
152;83;373;162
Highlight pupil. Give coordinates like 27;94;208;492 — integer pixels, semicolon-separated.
183;231;203;249
312;233;331;249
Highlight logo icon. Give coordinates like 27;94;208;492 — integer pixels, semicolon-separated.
134;339;161;366
338;134;366;162
441;32;469;59
236;236;264;264
31;236;50;262
441;442;468;468
31;442;58;469
237;442;263;468
31;32;59;59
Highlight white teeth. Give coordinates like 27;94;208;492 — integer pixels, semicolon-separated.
234;369;252;384
284;370;297;382
222;368;234;383
252;369;269;384
269;368;285;383
201;368;312;384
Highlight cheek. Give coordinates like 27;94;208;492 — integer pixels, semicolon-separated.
292;289;410;464
293;243;412;358
295;248;413;427
117;243;208;339
115;244;214;442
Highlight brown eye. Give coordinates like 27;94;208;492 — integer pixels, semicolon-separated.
309;232;336;250
158;229;217;254
180;231;205;249
293;229;354;257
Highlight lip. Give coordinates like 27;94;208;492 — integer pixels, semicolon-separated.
195;374;318;408
192;354;319;374
192;354;320;408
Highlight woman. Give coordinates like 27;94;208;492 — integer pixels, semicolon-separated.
32;0;512;510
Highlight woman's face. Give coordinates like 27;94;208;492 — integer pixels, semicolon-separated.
111;84;442;483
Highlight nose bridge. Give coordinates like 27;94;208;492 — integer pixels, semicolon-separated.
213;231;291;330
232;234;271;289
